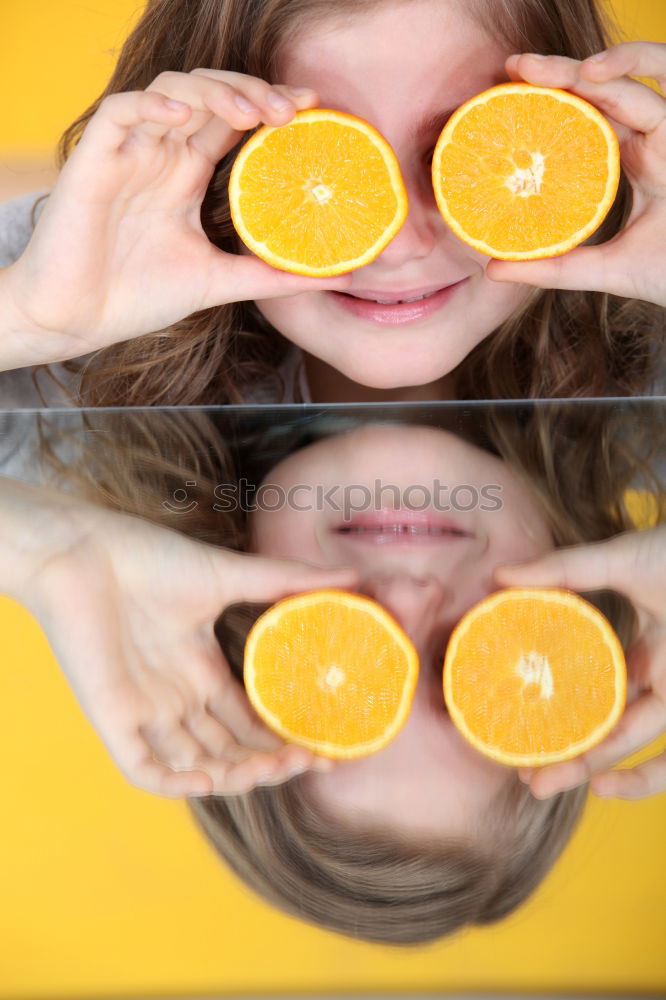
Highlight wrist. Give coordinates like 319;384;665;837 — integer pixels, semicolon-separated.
0;477;93;606
0;264;61;371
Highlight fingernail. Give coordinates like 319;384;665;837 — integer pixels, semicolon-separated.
235;94;259;113
525;52;547;60
165;98;189;110
289;86;314;96
287;763;308;778
587;50;609;63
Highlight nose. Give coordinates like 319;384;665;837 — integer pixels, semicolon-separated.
361;572;452;649
377;160;444;265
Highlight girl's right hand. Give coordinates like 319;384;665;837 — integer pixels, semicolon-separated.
495;527;666;801
1;71;351;371
2;476;357;798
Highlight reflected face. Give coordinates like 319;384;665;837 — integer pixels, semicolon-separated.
256;0;530;394
250;424;555;842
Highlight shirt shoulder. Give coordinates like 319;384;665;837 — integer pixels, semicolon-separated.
0;190;48;268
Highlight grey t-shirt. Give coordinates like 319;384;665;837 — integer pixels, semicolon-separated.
0;191;80;408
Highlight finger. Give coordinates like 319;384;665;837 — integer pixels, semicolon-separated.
139;717;207;769
205;671;283;752
204;745;333;795
506;52;665;136
183;706;243;759
494;529;666;616
625;632;664;699
494;532;630;595
78;91;193;157
591;749;666;799
188;82;318;162
109;728;213;798
133;759;214;798
146;70;309;144
211;550;360;606
201;249;354;309
189;69;319;126
524;693;666;798
580;42;666;90
486;245;625;298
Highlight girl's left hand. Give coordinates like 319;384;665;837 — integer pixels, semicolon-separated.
488;42;666;307
494;526;666;800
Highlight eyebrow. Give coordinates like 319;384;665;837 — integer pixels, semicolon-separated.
410;106;459;143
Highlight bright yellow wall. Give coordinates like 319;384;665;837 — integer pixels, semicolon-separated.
1;1;666;996
0;0;664;156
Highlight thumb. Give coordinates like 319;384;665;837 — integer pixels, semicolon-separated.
214;550;360;605
208;250;353;306
494;538;620;594
486;245;615;296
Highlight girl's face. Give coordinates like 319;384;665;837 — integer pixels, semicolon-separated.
256;0;530;400
249;424;554;842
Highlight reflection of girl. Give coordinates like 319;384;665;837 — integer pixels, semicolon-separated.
0;1;664;404
193;422;589;943
4;407;664;944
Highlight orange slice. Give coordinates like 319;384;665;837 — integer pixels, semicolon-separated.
443;588;626;766
229;109;408;276
244;589;419;758
431;83;620;260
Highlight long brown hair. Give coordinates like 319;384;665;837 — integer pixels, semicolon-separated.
33;399;663;944
40;0;664;406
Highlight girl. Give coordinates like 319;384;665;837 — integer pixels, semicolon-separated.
6;401;663;944
0;0;664;404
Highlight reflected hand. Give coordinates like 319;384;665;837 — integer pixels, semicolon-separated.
489;43;666;307
16;486;357;798
494;526;666;800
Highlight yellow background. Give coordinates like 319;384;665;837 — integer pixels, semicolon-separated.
1;0;666;996
0;0;665;157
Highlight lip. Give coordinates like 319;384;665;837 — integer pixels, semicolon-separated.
334;509;474;546
328;279;468;326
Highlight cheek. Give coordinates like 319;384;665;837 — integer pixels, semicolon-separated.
489;515;554;566
250;510;326;563
477;273;532;322
254;295;317;351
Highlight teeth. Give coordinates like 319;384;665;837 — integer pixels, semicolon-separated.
341;524;457;535
373;292;431;305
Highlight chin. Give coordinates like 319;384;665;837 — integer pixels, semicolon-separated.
341;358;456;391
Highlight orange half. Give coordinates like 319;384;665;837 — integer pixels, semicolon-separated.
229;109;408;276
432;83;620;260
443;588;627;766
244;589;419;759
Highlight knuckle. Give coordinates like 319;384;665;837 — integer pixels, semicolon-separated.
100;91;130;113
